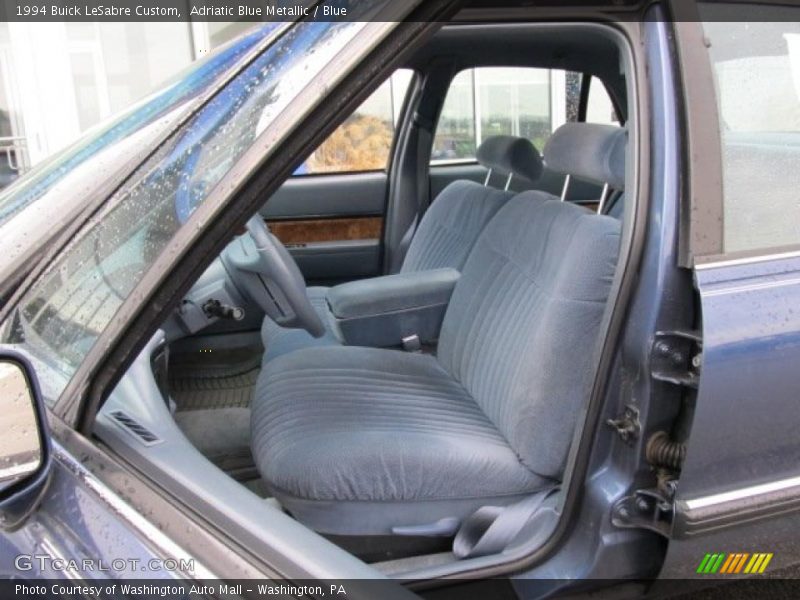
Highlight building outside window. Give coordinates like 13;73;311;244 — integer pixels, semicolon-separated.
0;21;250;189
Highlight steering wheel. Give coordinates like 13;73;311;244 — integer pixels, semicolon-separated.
224;216;326;338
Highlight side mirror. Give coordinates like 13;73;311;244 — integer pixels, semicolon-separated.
0;352;51;529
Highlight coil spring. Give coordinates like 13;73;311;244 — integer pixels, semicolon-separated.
646;431;686;471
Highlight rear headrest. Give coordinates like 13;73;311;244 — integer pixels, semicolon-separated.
476;135;544;183
544;123;627;190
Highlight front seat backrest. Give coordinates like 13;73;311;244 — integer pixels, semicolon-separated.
400;135;543;273
258;136;544;363
436;124;626;479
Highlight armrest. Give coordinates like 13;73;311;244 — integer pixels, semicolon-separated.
328;268;460;319
327;268;460;348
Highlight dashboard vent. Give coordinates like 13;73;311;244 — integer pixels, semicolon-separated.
109;410;161;446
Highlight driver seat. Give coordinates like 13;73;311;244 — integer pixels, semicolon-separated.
251;124;626;536
259;135;543;362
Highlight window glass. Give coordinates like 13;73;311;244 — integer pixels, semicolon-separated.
298;69;413;175
479;68;552;149
432;67;577;162
432;69;476;160
586;77;620;125
0;25;270;226
0;21;367;406
65;23;195;132
702;16;800;253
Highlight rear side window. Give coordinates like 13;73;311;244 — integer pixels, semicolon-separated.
433;67;568;162
431;68;619;163
701;14;800;253
585;76;620;126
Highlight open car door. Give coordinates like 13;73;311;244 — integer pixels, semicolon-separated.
659;10;800;580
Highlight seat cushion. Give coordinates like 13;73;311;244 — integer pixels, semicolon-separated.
251;346;547;535
260;286;341;363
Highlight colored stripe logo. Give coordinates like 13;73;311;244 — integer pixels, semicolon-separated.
697;553;773;574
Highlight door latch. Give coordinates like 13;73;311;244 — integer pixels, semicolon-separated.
612;485;675;538
651;330;702;389
606;404;641;444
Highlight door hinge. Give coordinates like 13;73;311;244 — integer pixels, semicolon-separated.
651;330;702;389
612;484;676;538
606;404;641;444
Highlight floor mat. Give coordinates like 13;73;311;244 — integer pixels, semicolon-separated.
170;368;259;411
169;346;262;378
169;348;262;412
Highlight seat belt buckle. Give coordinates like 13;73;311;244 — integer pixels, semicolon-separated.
401;334;422;352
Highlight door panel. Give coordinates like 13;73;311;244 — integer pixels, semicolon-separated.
289;240;381;286
262;171;387;220
658;256;800;577
256;69;412;285
262;172;386;285
268;216;382;245
660;12;800;579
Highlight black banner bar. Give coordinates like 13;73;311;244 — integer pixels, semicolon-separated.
4;578;800;599
0;0;795;23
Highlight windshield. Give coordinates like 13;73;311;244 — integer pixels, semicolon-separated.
0;25;272;227
1;20;367;406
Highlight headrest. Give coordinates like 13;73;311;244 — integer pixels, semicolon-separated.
543;123;627;190
476;135;544;183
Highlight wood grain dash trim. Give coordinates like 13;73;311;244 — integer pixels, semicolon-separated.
267;217;383;244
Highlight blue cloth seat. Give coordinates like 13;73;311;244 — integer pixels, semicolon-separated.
260;136;543;363
251;124;626;536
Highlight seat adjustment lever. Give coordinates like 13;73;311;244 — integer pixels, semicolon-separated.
391;517;460;537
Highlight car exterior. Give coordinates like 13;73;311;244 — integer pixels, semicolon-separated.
0;2;799;598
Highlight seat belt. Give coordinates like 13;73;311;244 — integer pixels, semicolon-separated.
390;112;434;273
453;489;556;559
393;218;418;273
